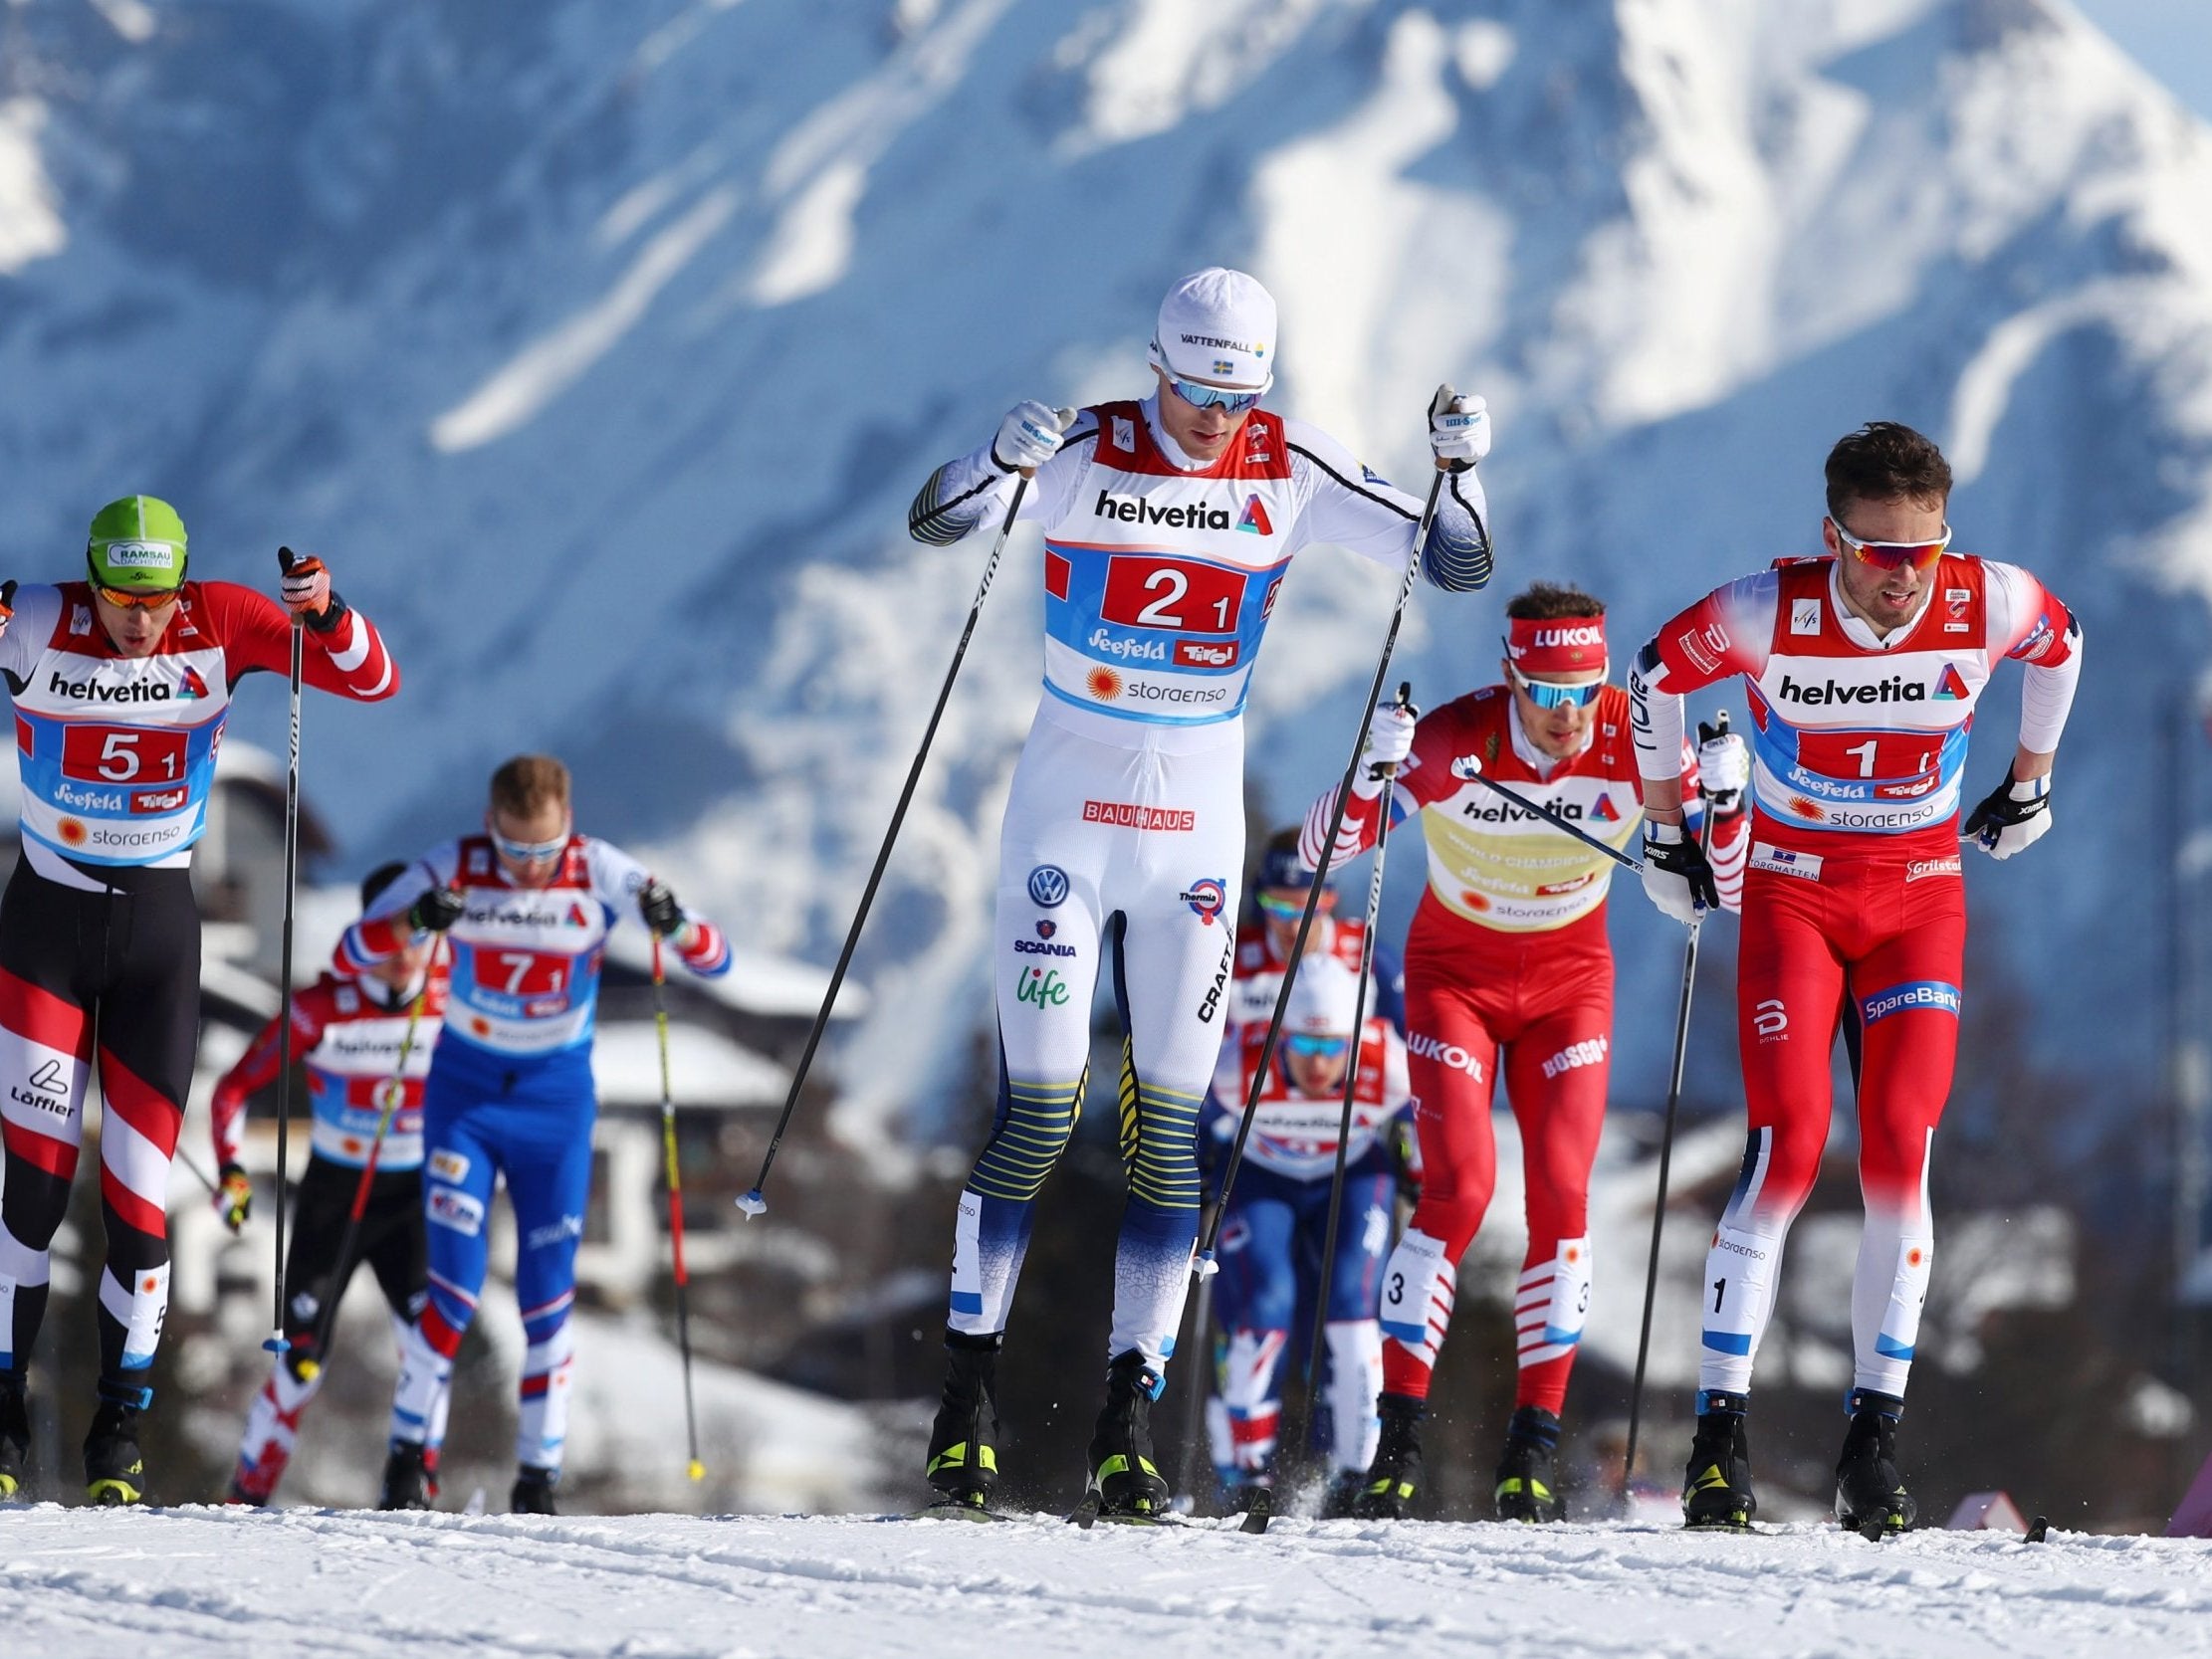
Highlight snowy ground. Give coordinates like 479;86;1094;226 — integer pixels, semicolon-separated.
2;1507;2207;1659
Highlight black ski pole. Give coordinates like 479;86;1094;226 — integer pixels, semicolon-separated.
1457;764;1644;872
1623;710;1730;1487
266;551;308;1357
1197;473;1451;1274
737;419;1073;1218
1250;685;1413;1536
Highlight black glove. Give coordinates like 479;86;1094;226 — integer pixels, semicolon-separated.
1960;772;2053;860
1642;821;1719;923
639;879;683;937
407;886;466;933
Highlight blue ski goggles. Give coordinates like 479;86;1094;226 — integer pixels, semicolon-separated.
1165;373;1265;415
1284;1032;1352;1061
491;829;567;865
1507;663;1607;711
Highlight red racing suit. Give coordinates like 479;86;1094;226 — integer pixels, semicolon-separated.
1629;553;2082;1401
1306;684;1746;1412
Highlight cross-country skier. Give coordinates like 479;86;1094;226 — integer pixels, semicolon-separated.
215;861;449;1506
1626;422;2082;1535
1303;581;1748;1521
908;267;1493;1519
0;497;395;1505
1206;953;1411;1516
1227;828;1406;1036
335;755;731;1516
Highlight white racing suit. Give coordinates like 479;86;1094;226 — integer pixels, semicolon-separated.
911;394;1489;1371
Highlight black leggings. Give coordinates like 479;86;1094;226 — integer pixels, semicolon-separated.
0;861;199;1392
279;1156;426;1379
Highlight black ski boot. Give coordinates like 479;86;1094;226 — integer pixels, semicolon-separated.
379;1441;433;1511
1320;1469;1366;1520
1352;1391;1425;1519
1494;1405;1565;1523
1082;1349;1169;1519
1835;1389;1915;1540
924;1331;1000;1513
1682;1390;1755;1532
83;1380;149;1507
511;1464;558;1516
0;1368;28;1501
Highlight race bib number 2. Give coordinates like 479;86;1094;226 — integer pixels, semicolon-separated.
1099;556;1247;634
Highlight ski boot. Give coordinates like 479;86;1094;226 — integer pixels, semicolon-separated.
923;1331;1000;1515
379;1441;433;1511
0;1368;28;1501
1320;1469;1366;1520
512;1464;558;1516
1681;1390;1756;1532
1494;1404;1565;1523
83;1380;149;1507
1351;1391;1425;1519
1081;1349;1169;1520
1835;1389;1915;1540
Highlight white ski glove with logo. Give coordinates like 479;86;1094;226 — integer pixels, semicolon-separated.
1696;727;1750;811
1353;703;1418;797
1429;384;1491;472
991;401;1072;475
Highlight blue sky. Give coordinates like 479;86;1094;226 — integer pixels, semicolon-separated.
2075;0;2212;118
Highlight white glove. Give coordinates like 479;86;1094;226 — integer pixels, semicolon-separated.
1696;729;1750;810
1961;773;2052;860
1429;384;1491;472
1641;821;1718;926
991;401;1071;475
1353;703;1418;796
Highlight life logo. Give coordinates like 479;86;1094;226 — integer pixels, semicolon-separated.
1235;495;1273;536
1027;865;1070;909
1179;877;1227;926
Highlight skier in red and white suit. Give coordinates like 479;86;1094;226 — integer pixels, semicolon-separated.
1626;421;2083;1534
1305;582;1748;1520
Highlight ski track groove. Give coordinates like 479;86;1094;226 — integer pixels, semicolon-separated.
1;1508;2209;1658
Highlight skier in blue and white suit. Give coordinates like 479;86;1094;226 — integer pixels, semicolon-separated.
908;267;1494;1516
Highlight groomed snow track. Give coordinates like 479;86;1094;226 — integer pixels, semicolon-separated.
2;1507;2207;1658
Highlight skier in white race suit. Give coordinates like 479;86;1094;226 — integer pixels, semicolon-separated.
906;267;1495;1517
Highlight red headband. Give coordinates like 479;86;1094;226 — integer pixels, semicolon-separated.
1505;616;1607;676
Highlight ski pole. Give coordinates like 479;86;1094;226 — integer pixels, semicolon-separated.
173;1142;220;1199
1258;686;1413;1536
1455;763;1644;873
267;556;308;1357
1174;1272;1216;1506
653;934;705;1482
737;418;1074;1218
301;988;427;1381
1197;472;1450;1273
1622;711;1729;1486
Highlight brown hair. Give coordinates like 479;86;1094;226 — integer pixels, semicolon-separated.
1505;581;1605;621
489;754;570;818
1825;422;1951;519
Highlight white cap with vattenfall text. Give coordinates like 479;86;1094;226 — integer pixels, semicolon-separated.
1147;268;1276;392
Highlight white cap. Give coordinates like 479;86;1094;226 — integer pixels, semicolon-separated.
1284;953;1361;1040
1147;268;1276;392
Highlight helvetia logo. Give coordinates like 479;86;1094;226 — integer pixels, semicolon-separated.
1775;673;1925;706
177;667;210;700
1932;665;1970;701
1236;495;1273;535
1092;490;1230;530
1589;795;1620;823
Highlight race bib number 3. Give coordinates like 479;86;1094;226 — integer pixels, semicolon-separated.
1099;556;1247;634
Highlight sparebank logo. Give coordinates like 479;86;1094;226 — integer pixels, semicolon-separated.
1860;980;1961;1025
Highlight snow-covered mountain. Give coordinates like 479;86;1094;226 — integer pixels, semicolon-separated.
5;0;2210;1137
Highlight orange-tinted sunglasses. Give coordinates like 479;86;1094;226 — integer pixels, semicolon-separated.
1831;518;1951;573
95;585;181;611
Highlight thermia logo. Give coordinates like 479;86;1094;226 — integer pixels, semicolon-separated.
1774;673;1929;706
1094;491;1231;530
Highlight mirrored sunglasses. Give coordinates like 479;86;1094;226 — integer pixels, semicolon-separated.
1256;890;1333;920
1832;518;1951;573
1284;1032;1351;1060
1508;665;1606;710
95;584;179;611
1166;374;1263;414
492;830;567;864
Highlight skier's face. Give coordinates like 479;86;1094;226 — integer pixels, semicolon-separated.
1503;658;1603;759
488;802;572;889
1285;1035;1352;1097
372;934;436;991
1827;494;1948;634
1256;885;1332;960
93;589;180;658
1154;368;1257;462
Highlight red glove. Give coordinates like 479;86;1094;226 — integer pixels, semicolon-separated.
277;547;346;633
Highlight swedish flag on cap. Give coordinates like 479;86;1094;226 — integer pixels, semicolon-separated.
87;496;188;592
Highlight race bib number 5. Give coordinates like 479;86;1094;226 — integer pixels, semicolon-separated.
62;725;186;785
